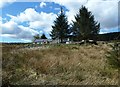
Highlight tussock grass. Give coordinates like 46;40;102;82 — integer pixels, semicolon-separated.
2;43;119;85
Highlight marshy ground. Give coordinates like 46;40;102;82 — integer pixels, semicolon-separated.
1;43;119;85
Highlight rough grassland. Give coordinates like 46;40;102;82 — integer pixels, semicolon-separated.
2;43;119;85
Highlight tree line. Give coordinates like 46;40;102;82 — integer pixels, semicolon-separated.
50;6;100;43
33;33;47;41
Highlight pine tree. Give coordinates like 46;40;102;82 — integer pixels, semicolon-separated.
72;6;100;42
33;34;40;41
71;21;81;41
41;33;47;39
33;34;40;39
50;7;69;43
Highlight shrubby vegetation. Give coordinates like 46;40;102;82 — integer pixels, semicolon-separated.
107;42;120;69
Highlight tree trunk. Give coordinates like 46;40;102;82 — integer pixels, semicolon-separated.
60;38;63;43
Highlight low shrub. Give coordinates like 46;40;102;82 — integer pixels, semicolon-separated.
106;42;120;69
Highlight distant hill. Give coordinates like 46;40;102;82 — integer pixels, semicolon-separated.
97;32;120;41
69;32;120;42
1;42;31;45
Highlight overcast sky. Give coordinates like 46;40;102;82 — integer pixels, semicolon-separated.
0;0;119;43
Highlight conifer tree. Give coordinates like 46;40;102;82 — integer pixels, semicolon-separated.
33;34;40;42
50;7;69;43
41;33;47;39
72;6;100;42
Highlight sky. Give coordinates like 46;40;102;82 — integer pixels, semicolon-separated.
0;0;119;43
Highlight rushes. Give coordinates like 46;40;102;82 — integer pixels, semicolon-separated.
2;44;119;85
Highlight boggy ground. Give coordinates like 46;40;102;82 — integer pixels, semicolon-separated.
2;43;119;85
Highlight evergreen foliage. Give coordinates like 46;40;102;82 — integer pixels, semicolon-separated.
50;7;70;43
72;6;100;42
107;42;120;69
41;33;47;39
33;34;40;41
33;34;40;39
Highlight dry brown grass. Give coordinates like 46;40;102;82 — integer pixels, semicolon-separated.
2;43;119;85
